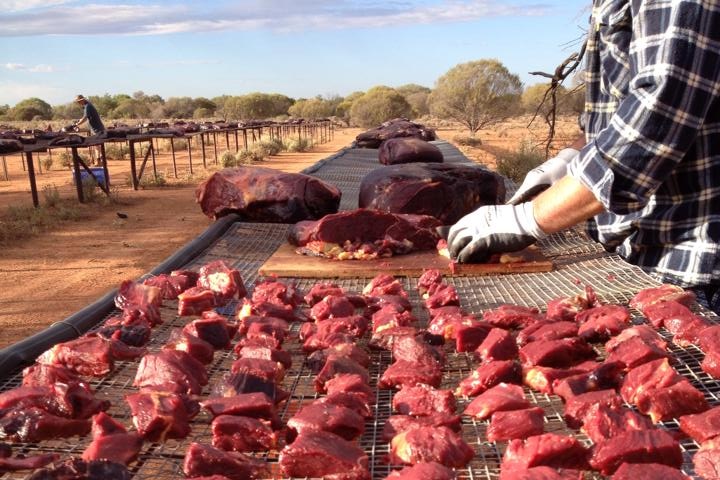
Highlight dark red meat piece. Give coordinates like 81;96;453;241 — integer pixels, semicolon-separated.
611;463;690;479
643;299;697;329
37;336;118;377
164;329;214;364
576;305;630;341
200;393;278;424
455;322;492;352
519;338;595;368
606;335;671;370
703;350;720;379
377;136;443;164
428;311;477;339
143;274;187;299
463;383;529;420
317;391;372;418
238;298;302;322
581;404;654;443
178;287;217;316
196;166;341;222
287;401;365;441
133;350;207;395
423;283;460;309
605;325;667;353
635;379;709;422
304;282;345;306
0;382;108;419
315;355;370;392
390;426;474;468
237;315;289;337
373;307;416;333
700;325;720;356
230;357;285;382
183;314;235;349
385;461;456;479
126;391;195;442
552;361;624;400
391;335;445;365
545;285;598;322
589;429;682;474
417;269;443;294
310;295;356;320
487;407;545;442
620;358;681;404
629;284;695;314
82;412;143;465
97;318;152;347
21;364;81;387
355;118;436;149
307;344;370;372
483;304;544;329
114;280;163;326
0;407;90;442
182;442;269;480
563;389;622;428
363;274;408;297
392;384;456;416
476;328;519;362
211;372;289;404
381;414;462;442
522;361;599;394
211;415;278;452
325;374;373;400
516;321;578;346
680;406;720;443
673;318;711;347
251;278;301;307
26;458;132;480
379;360;442;390
236;345;292;369
456;360;520;396
279;430;370;480
502;433;589;470
370;326;422;350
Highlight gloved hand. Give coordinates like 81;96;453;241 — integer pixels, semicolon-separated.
506;148;579;205
447;202;547;263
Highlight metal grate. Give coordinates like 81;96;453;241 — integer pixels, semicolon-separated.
2;142;718;479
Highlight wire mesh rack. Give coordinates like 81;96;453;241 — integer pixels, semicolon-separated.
1;142;718;479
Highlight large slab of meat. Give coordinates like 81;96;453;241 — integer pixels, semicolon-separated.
289;208;441;260
589;429;682;474
358;163;505;224
211;415;278;452
389;425;474;468
355;118;436;149
279;430;370;480
611;462;691;479
463;383;529;420
385;461;456;479
392;384;456;416
629;284;696;314
82;412;143;465
287;401;365;441
133;350;208;395
182;442;268;480
501;433;589;471
486;407;545;442
378;137;444;165
196;166;341;221
126;391;197;442
381;414;462;442
680;406;720;443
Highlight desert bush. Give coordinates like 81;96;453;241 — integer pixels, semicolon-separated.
259;138;284;156
250;144;267;161
349;86;412;127
137;171;168;188
285;137;313;153
157;137;188;151
42;184;61;207
453;135;483;147
0;201;86;244
104;143;130;160
495;140;545;183
40;156;53;171
220;150;239;168
236;149;257;164
57;151;90;169
81;176;100;202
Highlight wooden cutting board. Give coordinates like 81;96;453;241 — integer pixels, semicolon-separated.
258;242;553;278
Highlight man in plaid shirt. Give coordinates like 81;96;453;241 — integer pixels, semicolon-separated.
448;0;720;312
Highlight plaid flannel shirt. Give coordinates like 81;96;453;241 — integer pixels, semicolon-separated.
568;0;720;288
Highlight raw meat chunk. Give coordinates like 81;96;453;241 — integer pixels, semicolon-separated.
126;391;195;442
635;379;709;422
287;401;365;441
97;319;151;347
380;360;442;389
307;344;370;372
703;350;720;378
483;305;544;329
681;406;720;443
455;323;492;352
114;280;163;326
0;382;108;419
522;362;599;394
183;314;235;349
620;358;681;404
370;326;422;350
305;282;345;305
604;336;669;369
392;384;456;416
315;355;370;392
0;452;58;473
212;372;289;404
391;334;444;365
417;269;443;294
200;393;279;425
423;283;460;309
21;363;81;387
182;442;269;480
143;273;187;300
133;350;207;395
581;404;654;443
381;414;462;442
694;442;720;480
364;274;408;297
390;426;474;468
317;391;373;418
26;458;132;480
196;166;341;221
605;325;666;353
576;305;630;341
378;137;444;164
611;463;690;479
502;433;589;470
673;318;711;347
359;162;505;224
517;321;578;346
463;383;529;420
499;467;585;480
164;329;214;364
629;284;695;314
82;412;143;465
279;430;370;480
428;311;477;339
552;361;624;400
545;286;598;322
237;297;303;323
251;278;301;307
355;118;436;149
373;307;417;334
290;209;441;259
237;315;289;337
211;415;278;452
519;338;595;368
476;328;518;362
487;407;545;442
589;429;682;474
310;295;356;320
230;357;285;382
385;461;456;479
700;325;720;356
325;374;373;400
563;389;622;428
0;407;90;442
37;336;119;377
455;360;521;396
643;300;698;329
178;287;216;316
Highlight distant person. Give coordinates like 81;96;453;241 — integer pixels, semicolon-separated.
73;95;105;136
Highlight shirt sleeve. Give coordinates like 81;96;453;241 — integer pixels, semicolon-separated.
569;1;720;215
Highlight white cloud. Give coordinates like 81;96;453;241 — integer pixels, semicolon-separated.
0;1;552;36
3;63;54;72
0;0;73;12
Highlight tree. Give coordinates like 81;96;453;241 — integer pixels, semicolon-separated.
522;83;568;116
349;86;412;128
9;97;53;121
111;98;149;119
0;104;9;119
288;96;337;119
335;91;364;124
221;93;293;120
52;102;83;120
396;84;431;118
163;96;196;118
429;59;522;134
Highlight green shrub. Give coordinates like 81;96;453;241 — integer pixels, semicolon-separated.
260;138;284;156
453;135;483;147
57;151;91;170
39;156;53;171
157;137;188;151
220;150;239;168
249;144;267;161
81;176;100;202
285;137;313;153
138;171;168;188
42;184;60;207
104;143;130;160
236;150;256;164
496;139;545;183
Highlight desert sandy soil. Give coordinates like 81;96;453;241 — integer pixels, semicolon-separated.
0;116;579;348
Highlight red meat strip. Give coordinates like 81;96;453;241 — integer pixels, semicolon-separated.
455;322;492;352
230;357;285;382
307;344;370;372
36;335;124;377
545;285;598;322
385;461;456;480
115;280;163;326
620;358;681;404
605;325;667;353
305;282;345;306
183;313;236;349
133;350;207;395
563;389;622;428
143;274;188;300
317;391;373;419
164;329;214;364
0;407;90;442
499;467;585;480
522;361;599;394
196;260;246;304
487;407;545;442
581;404;654;443
463;383;529;420
126;391;196;442
325;374;373;400
82;412;143;465
287;401;365;441
0;382;108;419
22;363;81;387
680;406;720;443
576;305;630;341
643;299;698;329
238;297;304;322
178;287;217;316
390;426;474;468
392;384;456;416
423;283;460;309
364;274;408;297
417;269;443;295
502;433;589;470
483;305;544;329
237;315;289;337
200;393;279;425
236;345;292;369
589;429;682;474
455;360;521;396
315;355;370;392
310;295;356;320
211;372;289;404
694;442;720;480
428;311;477;339
519;337;595;368
629;284;695;314
0;452;58;473
476;328;519;362
211;415;278;452
251;278;301;307
381;414;462;442
279;430;370;480
380;360;442;390
611;463;690;480
605;336;669;370
700;325;720;356
636;379;709;422
23;458;132;479
182;442;268;480
552;361;624;400
516;321;578;346
391;335;445;365
373;307;416;334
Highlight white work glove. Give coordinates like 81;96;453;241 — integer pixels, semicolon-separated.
447;203;547;263
507;148;579;205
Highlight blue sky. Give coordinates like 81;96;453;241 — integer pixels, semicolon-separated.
0;0;590;107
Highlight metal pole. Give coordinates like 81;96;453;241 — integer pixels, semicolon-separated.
187;135;194;174
25;152;39;207
129;140;139;190
170;138;178;178
100;143;110;188
200;134;207;168
71;147;84;203
150;141;158;181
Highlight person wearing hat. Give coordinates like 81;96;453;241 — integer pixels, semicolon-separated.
73;94;105;136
